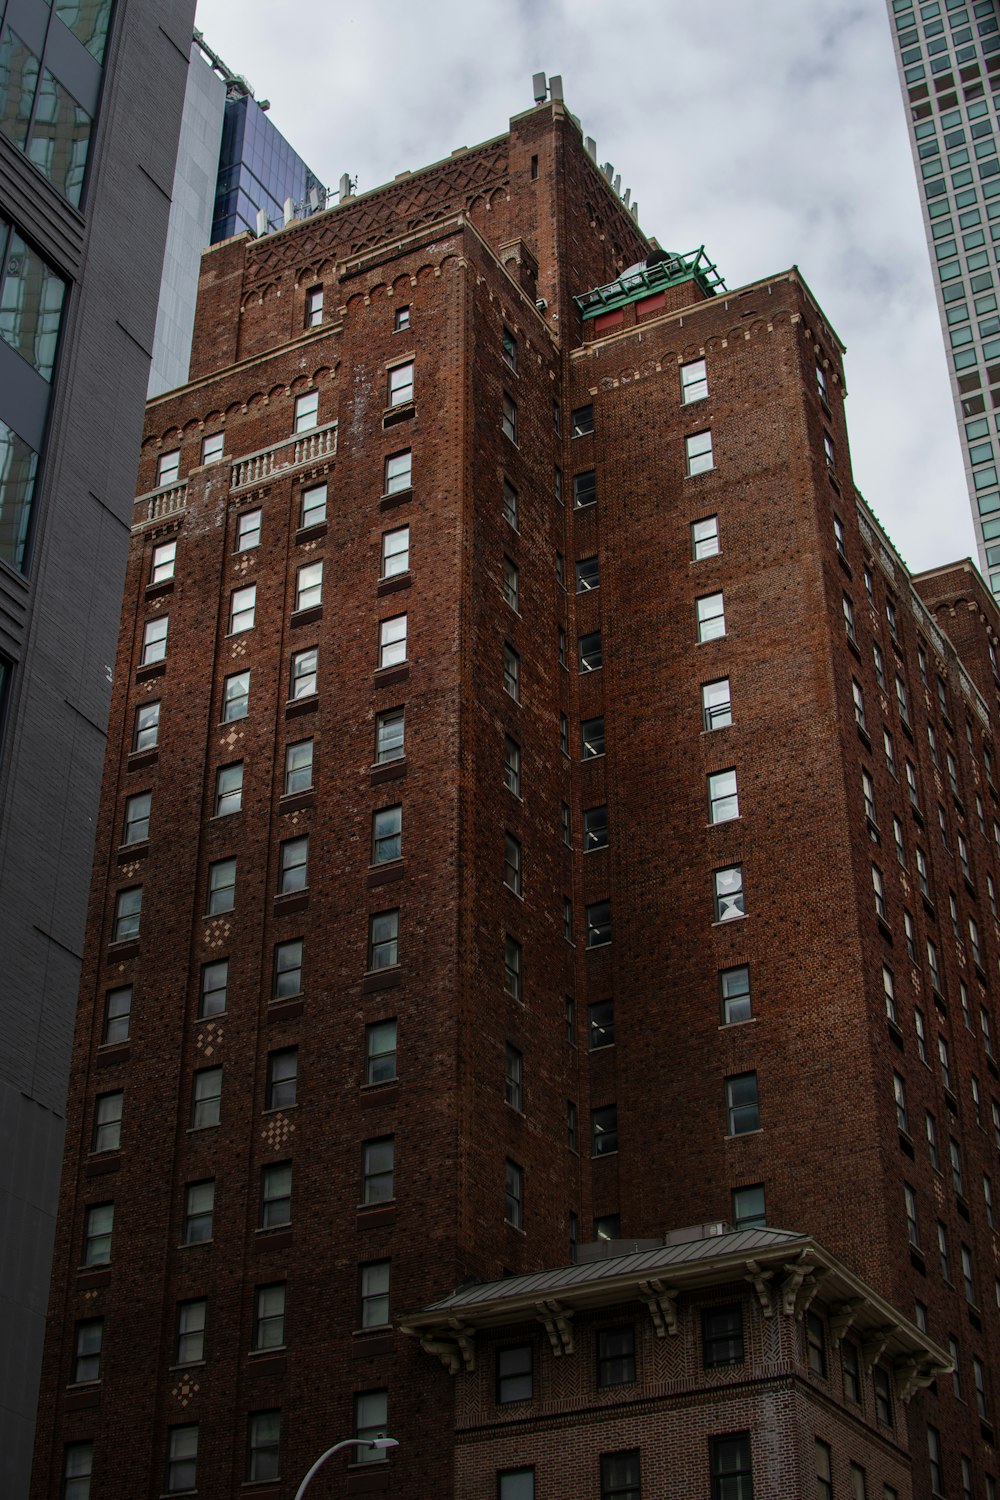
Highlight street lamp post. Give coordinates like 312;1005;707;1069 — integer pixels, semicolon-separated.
293;1437;399;1500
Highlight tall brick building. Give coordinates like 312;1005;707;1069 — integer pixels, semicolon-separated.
29;89;1000;1500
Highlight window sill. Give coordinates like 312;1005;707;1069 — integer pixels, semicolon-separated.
296;522;327;545
127;748;159;770
136;660;166;682
291;604;323;629
383;403;415;429
719;1017;758;1030
107;939;139;959
374;664;409;689
168;1361;206;1372
249;1345;287;1358
379;486;412;512
145;579;175;600
279;790;315;814
377;573;411;597
179;1239;213;1249
117;839;150;863
186;1124;220;1135
286;693;319;719
725;1129;763;1141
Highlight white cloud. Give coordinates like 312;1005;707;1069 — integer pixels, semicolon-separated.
194;0;976;573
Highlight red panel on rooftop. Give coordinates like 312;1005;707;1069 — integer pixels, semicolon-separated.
594;308;624;333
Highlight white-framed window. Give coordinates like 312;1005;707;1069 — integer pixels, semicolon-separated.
295;561;323;612
151;540;176;584
157;450;180;486
691;515;719;559
133;700;160;751
686;430;714;475
385;449;411;494
571;403;594;437
388;362;413;407
708;768;739;823
141;616;168;664
300;483;327;529
294;390;319;432
305;284;323;327
721;965;751;1023
394;305;410;331
502;392;517;442
375;707;404;764
112;887;141;943
372;805;402;864
278;837;308;894
382;526;409;578
201;431;224;464
680;358;708;403
702;677;732;730
284;739;313;796
222;671;250;722
123;791;151;845
696;592;725;641
207;858;236;914
236;508;261;551
368;909;399;970
214;763;243;816
714;864;745;922
229;585;256;633
290;647;317;700
817;363;828;404
378;614;407;668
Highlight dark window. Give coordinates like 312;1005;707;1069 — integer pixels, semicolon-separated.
260;1162;291;1228
731;1183;766;1230
806;1310;827;1377
273;940;303;1000
581;716;605;758
842;1340;861;1403
710;1433;753;1500
498;1470;534;1500
576;554;600;591
597;1325;635;1386
572;404;594;436
579;630;602;672
601;1450;641;1500
592;1104;618;1154
873;1364;893;1426
247;1411;281;1483
589;999;614;1048
265;1049;297;1110
366;1020;397;1084
586;900;611;947
702;1304;744;1367
574;470;597;507
496;1344;533;1403
584;805;609;850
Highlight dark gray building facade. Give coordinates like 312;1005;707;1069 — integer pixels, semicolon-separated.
0;2;196;1494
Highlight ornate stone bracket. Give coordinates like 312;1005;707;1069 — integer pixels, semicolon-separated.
894;1354;941;1403
793;1267;829;1320
535;1299;574;1356
419;1320;476;1375
638;1279;679;1336
827;1299;863;1347
779;1253;818;1316
744;1261;774;1318
861;1325;896;1375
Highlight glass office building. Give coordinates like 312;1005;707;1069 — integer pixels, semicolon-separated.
887;0;1000;592
212;87;323;242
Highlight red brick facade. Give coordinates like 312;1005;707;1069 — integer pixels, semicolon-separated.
30;98;1000;1500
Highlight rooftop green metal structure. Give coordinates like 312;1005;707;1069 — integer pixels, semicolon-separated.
575;246;725;319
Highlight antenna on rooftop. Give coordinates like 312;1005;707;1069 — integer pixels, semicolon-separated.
585;136;596;160
255;207;268;237
549;74;563;99
283;196;294;226
532;72;547;103
339;173;354;202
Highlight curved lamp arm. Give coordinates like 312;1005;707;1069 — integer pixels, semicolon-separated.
294;1437;398;1500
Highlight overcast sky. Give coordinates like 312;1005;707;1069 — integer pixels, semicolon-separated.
193;0;974;576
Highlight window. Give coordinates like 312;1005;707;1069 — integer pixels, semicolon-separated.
681;358;708;403
360;1261;391;1327
385;450;412;495
594;1215;621;1242
190;1068;221;1130
937;1219;952;1282
372;804;402;865
207;858;236;914
375;707;404;764
247;1412;281;1482
133;700;160;752
498;1470;535;1500
703;1304;744;1366
823;432;836;471
502;326;518;371
895;673;910;723
928;1427;943;1493
503;643;520;700
581;716;605;758
266;1049;298;1110
497;1344;532;1402
886;597;898;638
560;713;569;754
601;1451;641;1500
589;998;614;1048
71;1319;102;1384
948;750;960;798
884;728;896;777
229;584;256;633
926;1112;940;1170
961;1242;976;1303
502;392;517;441
597;1325;635;1386
703;677;732;730
726;1073;759;1134
731;1183;766;1230
840;1339;863;1404
261;1162;291;1228
151;540;176;585
395;305;410;331
63;1442;93;1499
872;864;887;921
112;885;141;944
873;642;886;689
300;482;326;529
928;723;940;767
974;1355;988;1418
904;910;916;963
284;739;313;796
290;647;318;701
236;508;261;551
354;1390;388;1461
504;736;521;795
92;1090;123;1153
592;1104;618;1155
376;615;407;669
123;791;150;846
586;900;611;947
305;284;323;326
893;1072;909;1133
176;1300;206;1365
503;555;519;610
179;1180;215;1246
294;390;319;431
502;832;523;897
915;845;929;899
852;678;867;733
692;515;720;559
157;450;180;486
505;1159;523;1227
83;1203;113;1267
573;470;596;508
278;837;308;895
563;897;574;942
721;965;752;1024
214;762;243;817
714;865;745;922
362;1137;394;1204
222;671;250;722
504;935;522;1000
571;403;594;436
366;1020;397;1084
295;561;323;612
368;909;399;970
708;768;739;823
834;513;847;560
817;1440;833;1500
200;430;224;466
905;1183;921;1246
200;959;229;1022
710;1434;752;1500
584;805;609;851
806;1310;827;1376
502;479;518;529
576;554;600;592
141;616;168;665
271;942;302;1002
844;592;857;644
697;592;726;641
862;769;876;823
504;1044;523;1110
579;631;602;672
253;1284;285;1351
903;757;917;807
382;526;409;579
166;1426;198;1494
686;430;714;474
567;1100;578;1150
